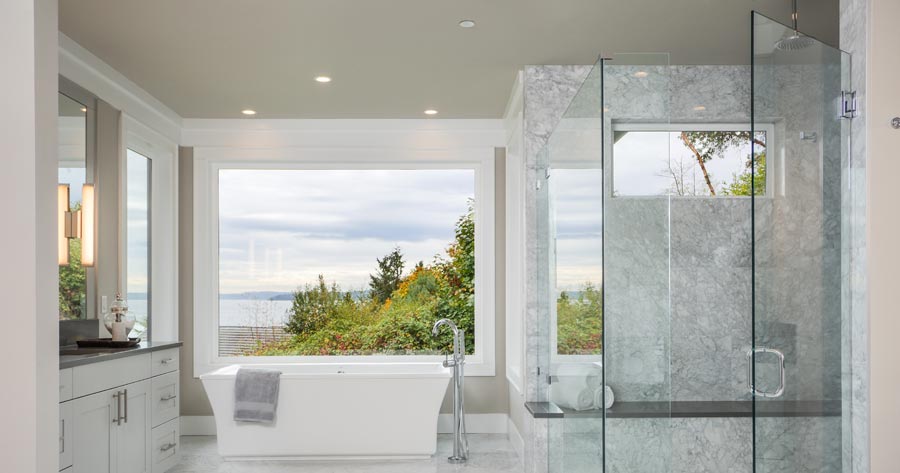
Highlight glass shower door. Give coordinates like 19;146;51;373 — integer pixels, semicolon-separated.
751;12;849;473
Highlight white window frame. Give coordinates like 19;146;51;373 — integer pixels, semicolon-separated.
122;116;179;342
193;146;496;377
609;122;777;198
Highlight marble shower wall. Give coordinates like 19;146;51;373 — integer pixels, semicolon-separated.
839;0;869;472
599;63;843;405
600;65;761;404
523;65;594;404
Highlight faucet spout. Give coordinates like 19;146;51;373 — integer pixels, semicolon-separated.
432;318;459;338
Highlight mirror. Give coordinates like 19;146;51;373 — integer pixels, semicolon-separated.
58;91;93;320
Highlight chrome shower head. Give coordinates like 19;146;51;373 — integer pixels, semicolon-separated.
775;33;815;51
775;0;814;51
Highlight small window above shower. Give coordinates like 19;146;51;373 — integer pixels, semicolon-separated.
611;124;772;197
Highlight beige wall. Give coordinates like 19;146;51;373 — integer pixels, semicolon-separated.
95;100;121;325
178;146;213;415
867;0;900;470
179;147;511;417
0;0;58;470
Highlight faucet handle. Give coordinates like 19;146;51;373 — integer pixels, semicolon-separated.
442;355;457;368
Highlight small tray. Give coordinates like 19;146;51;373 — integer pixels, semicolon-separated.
76;338;142;348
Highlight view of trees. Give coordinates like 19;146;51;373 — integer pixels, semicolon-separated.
661;131;767;196
250;204;478;356
557;283;602;355
59;215;86;320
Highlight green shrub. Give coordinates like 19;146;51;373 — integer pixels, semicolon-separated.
557;283;602;355
254;205;476;357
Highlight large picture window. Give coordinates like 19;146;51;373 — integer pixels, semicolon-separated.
194;149;495;375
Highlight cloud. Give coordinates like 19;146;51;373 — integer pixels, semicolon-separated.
216;169;474;292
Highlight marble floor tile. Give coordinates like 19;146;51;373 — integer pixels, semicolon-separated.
170;434;523;473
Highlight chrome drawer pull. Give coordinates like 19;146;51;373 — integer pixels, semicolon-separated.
160;442;177;452
160;358;175;365
112;391;122;425
160;394;177;402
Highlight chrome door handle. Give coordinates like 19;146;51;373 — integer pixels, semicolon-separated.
160;358;175;365
160;442;177;452
112;391;122;425
60;419;65;454
160;394;177;402
747;347;786;398
123;388;128;424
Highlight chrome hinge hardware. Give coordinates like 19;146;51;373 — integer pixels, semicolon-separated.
840;91;858;119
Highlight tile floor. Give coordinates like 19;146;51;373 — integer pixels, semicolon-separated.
170;434;523;473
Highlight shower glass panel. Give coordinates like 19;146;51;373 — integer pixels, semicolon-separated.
540;17;851;473
600;50;774;472
544;60;606;473
751;12;848;473
601;53;678;473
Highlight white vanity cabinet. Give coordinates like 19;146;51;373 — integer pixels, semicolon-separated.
61;344;181;473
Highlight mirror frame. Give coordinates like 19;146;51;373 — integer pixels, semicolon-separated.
59;76;98;320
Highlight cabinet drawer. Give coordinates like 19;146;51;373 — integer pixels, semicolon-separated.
59;401;73;471
151;371;179;428
151;348;179;377
59;369;73;402
73;353;151;398
151;418;180;473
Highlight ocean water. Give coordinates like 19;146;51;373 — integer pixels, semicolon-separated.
218;299;293;327
127;299;293;327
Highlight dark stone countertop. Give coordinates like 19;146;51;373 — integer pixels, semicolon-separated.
59;340;183;370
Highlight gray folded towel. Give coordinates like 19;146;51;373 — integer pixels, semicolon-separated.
233;367;281;423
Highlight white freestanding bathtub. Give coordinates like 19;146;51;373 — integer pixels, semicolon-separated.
200;363;451;460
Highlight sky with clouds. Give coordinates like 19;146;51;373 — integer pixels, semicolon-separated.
217;169;474;294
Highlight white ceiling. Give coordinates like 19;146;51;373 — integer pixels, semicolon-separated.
59;0;838;119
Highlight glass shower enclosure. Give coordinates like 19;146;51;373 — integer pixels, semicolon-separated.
539;12;852;473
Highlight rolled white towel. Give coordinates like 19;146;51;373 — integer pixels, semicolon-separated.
585;373;603;390
556;362;604;390
551;379;596;411
592;385;614;409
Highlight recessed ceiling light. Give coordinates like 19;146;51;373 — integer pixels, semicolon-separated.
633;71;648;78
80;107;87;113
693;105;707;111
424;109;439;116
315;76;332;83
459;20;476;28
241;109;257;116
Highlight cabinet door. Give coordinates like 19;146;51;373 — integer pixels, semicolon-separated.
115;380;152;473
72;389;117;473
59;401;73;471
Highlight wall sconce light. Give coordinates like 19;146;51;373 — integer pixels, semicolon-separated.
58;183;95;267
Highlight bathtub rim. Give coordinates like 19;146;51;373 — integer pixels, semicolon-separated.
200;362;453;380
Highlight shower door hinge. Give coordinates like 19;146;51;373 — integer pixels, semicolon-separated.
840;91;858;119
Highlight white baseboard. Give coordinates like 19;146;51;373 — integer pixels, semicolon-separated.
182;413;511;436
507;417;525;465
437;413;508;434
180;416;217;436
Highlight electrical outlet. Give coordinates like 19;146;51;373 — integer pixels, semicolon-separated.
101;295;108;314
